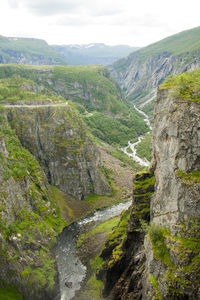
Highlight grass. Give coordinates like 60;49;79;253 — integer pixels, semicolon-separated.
0;64;149;147
51;185;74;219
147;223;174;268
137;26;200;62
77;216;121;248
160;68;200;102
147;219;200;298
0;282;22;300
104;147;144;172
135;132;152;162
0;35;67;64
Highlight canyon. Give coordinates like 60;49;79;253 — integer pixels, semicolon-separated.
0;26;200;300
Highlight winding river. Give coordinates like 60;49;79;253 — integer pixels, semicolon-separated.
122;104;152;167
56;104;151;299
56;201;131;300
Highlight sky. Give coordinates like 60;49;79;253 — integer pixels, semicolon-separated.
0;0;199;47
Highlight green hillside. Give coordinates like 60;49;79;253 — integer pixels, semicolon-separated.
136;26;200;62
0;36;67;64
0;64;149;146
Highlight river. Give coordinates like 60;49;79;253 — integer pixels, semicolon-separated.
56;201;131;300
122;104;152;167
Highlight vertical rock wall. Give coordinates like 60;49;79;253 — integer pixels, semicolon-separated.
144;86;200;299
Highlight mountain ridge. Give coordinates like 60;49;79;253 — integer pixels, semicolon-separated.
109;26;200;112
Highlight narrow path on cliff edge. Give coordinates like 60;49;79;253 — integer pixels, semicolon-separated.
3;102;69;108
122;104;152;167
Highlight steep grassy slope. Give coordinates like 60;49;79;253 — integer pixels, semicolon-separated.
110;26;200;110
0;64;149;146
0;36;67;65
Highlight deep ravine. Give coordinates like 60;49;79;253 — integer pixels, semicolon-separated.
56;201;131;300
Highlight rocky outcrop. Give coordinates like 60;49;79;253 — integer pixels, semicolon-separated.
143;83;200;299
110;50;200;100
100;69;200;299
6;101;111;199
109;26;200;109
0;110;64;299
98;169;155;300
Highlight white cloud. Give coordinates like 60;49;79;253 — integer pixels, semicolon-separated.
0;0;200;46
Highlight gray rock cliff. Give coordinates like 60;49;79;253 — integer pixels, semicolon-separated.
6;101;111;200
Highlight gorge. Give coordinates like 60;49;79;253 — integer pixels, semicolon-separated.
0;26;200;300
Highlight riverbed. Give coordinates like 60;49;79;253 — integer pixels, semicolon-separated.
122;105;152;167
56;201;131;300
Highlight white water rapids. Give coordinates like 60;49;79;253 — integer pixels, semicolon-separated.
122;105;152;167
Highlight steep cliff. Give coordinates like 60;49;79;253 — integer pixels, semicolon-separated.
0;64;149;146
5;100;111;200
0;108;65;300
98;69;200;299
109;26;200;111
143;69;200;299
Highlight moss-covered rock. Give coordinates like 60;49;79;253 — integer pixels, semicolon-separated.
0;110;65;300
5;101;111;200
97;168;155;299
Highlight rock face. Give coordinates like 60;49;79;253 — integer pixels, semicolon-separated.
110;50;200;99
109;26;200;109
6;101;111;199
100;70;200;299
0;111;64;300
152;88;200;229
98;170;155;300
143;85;200;299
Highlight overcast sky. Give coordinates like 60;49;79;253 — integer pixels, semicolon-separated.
0;0;199;47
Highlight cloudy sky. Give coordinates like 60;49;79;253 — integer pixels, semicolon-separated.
0;0;199;47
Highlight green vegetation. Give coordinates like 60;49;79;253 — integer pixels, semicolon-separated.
51;185;74;219
176;170;200;184
104;209;130;268
135;133;152;162
147;219;200;298
0;64;149;147
160;68;200;102
0;35;67;64
137;26;200;62
0;281;22;300
132;170;154;221
147;223;173;267
0;113;66;292
149;275;161;300
83;110;148;147
104;147;144;171
77;216;121;248
142;100;155;119
0;77;61;103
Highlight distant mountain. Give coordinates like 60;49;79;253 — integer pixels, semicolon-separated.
52;43;139;65
109;26;200;115
0;35;67;65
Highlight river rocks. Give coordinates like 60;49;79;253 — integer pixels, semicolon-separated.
6;102;111;199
